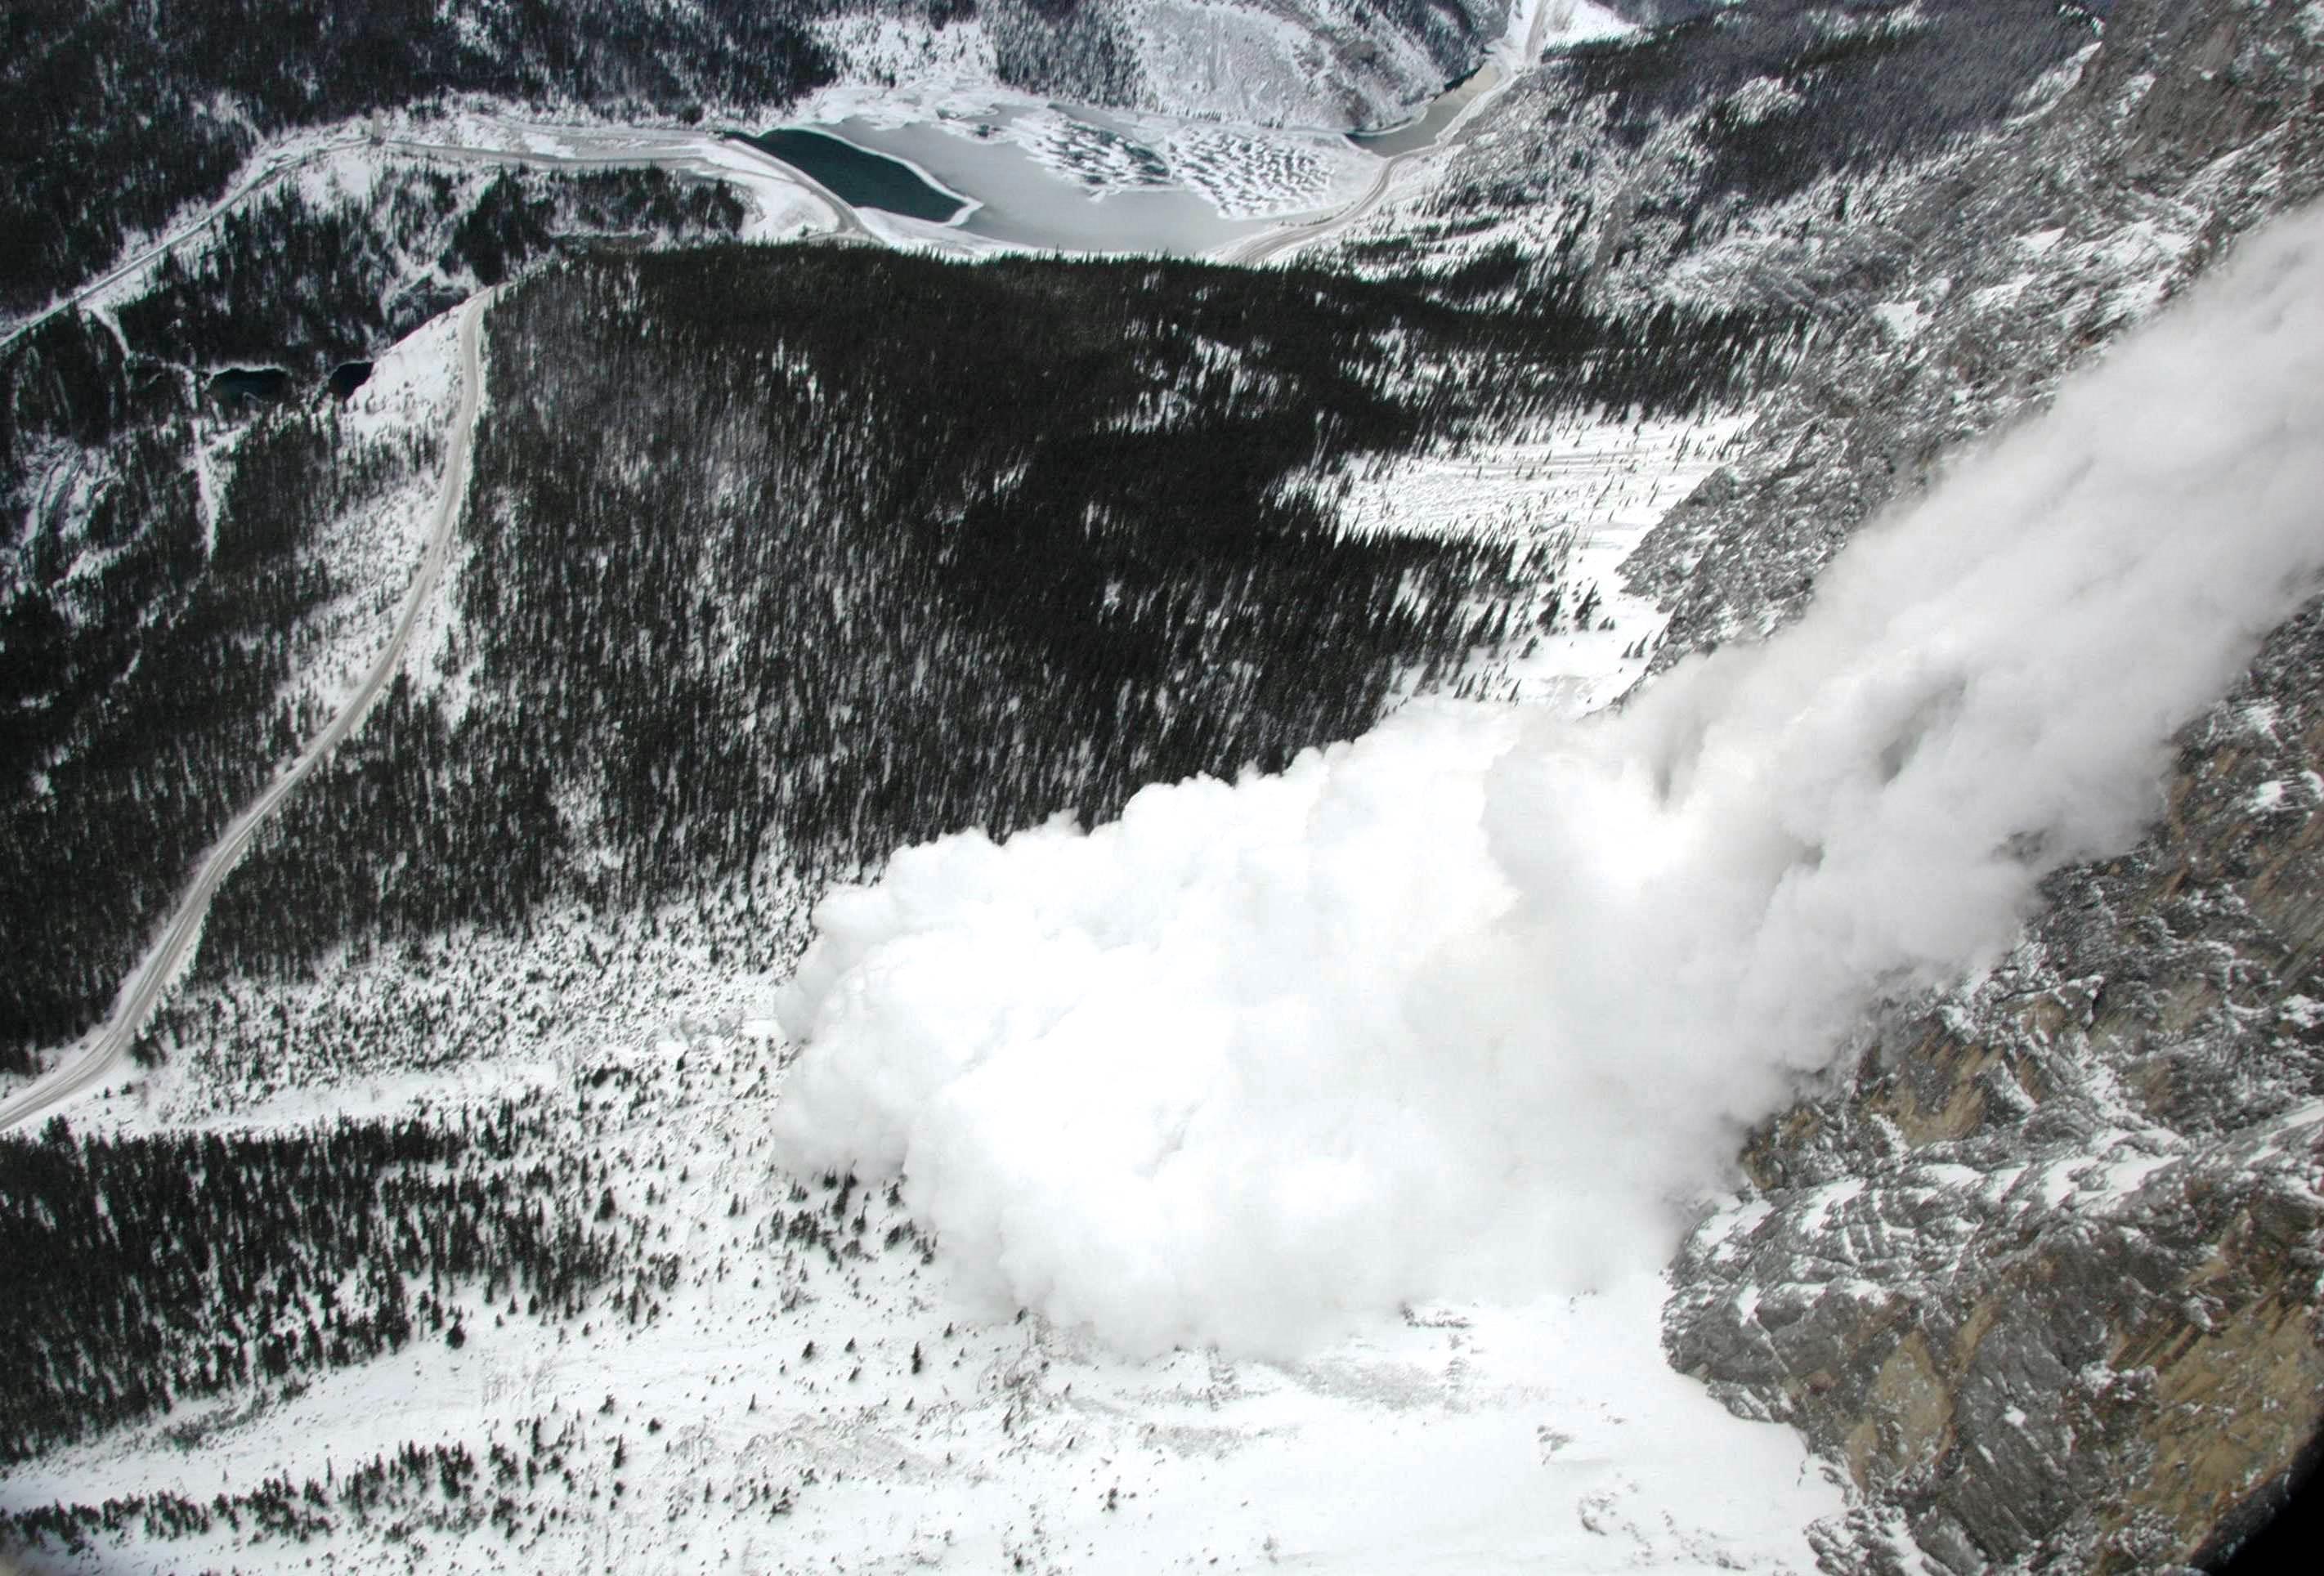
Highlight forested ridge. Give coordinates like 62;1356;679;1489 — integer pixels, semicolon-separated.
0;392;436;1072
0;1411;783;1558
2;0;845;316
190;243;1790;983
117;165;750;378
0;1073;939;1554
0;163;752;1073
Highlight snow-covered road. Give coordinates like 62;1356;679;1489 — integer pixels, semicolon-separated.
0;292;492;1135
0;134;376;353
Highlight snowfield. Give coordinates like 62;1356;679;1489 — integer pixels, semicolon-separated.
17;1021;1845;1574
1284;410;1756;713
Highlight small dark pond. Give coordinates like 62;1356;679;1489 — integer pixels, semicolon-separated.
208;367;293;407
737;128;969;222
328;361;374;401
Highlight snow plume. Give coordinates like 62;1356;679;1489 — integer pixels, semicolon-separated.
772;204;2324;1358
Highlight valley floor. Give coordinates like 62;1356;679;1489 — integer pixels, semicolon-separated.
9;1020;1846;1575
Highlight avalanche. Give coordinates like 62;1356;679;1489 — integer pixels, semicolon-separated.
776;200;2324;1358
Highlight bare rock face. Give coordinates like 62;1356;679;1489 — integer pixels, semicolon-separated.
1643;4;2324;1570
1667;600;2324;1570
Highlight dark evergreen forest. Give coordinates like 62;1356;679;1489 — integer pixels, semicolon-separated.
1;0;847;315
0;1411;750;1558
0;157;1809;1073
0;1106;614;1463
115;166;749;378
0;165;757;1075
189;243;1791;984
0;392;433;1074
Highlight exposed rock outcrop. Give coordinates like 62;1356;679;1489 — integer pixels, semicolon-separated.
1628;0;2324;662
1667;597;2324;1570
1632;2;2324;1569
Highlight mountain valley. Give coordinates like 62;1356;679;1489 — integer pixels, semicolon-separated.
3;2;2322;1572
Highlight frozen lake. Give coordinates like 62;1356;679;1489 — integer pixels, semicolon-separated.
742;95;1396;257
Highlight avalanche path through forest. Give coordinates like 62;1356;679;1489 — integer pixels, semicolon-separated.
0;293;493;1134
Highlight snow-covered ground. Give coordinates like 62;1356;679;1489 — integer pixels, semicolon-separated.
15;1022;1845;1575
1278;410;1754;712
6;359;1843;1572
282;308;464;723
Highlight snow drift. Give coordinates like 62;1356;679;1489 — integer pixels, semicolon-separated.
772;205;2324;1357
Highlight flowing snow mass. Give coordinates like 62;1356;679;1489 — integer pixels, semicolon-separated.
775;204;2324;1359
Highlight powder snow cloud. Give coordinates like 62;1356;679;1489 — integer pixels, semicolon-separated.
771;204;2324;1358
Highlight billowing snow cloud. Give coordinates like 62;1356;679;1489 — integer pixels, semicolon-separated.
772;205;2324;1357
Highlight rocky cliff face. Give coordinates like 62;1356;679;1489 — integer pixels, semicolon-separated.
1665;599;2324;1570
1633;2;2324;1570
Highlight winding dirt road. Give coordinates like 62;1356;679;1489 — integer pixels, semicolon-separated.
0;292;492;1134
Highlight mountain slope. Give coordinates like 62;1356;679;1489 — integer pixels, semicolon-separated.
2;3;2322;1572
1616;3;2324;1569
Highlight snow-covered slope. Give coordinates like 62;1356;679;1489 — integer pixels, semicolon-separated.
1600;2;2324;1569
7;1022;1845;1574
804;0;1511;131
